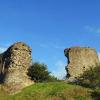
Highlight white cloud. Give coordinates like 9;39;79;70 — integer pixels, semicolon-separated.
0;42;11;53
40;44;48;48
52;60;66;80
97;52;100;61
85;25;100;33
96;29;100;33
85;25;94;32
40;43;65;50
51;45;65;50
0;47;7;53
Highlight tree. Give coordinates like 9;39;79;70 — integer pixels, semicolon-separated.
28;62;50;82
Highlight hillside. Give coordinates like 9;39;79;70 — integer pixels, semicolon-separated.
0;82;93;100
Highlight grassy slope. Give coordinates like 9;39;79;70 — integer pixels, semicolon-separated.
0;82;92;100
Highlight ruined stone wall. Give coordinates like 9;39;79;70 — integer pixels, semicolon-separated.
64;46;100;82
0;54;3;83
0;42;33;93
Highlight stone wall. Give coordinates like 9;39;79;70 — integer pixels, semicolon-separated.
64;46;100;82
0;42;33;93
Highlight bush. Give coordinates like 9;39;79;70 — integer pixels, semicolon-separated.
45;75;59;82
28;62;50;82
28;62;58;82
78;65;100;88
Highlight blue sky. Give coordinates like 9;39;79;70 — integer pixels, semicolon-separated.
0;0;100;79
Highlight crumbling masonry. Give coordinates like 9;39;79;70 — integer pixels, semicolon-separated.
0;42;33;93
64;46;100;82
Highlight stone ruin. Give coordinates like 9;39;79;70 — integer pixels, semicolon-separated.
0;42;33;93
64;46;100;82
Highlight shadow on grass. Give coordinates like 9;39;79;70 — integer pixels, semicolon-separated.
91;90;100;100
67;82;100;100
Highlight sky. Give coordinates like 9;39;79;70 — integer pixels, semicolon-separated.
0;0;100;79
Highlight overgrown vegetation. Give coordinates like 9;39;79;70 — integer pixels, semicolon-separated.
28;62;58;82
78;65;100;88
0;63;100;100
78;65;100;100
1;64;100;100
0;82;92;100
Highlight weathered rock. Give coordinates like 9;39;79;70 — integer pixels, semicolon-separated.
64;46;100;82
0;42;34;94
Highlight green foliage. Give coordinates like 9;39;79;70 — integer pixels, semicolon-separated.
28;62;51;82
0;82;92;100
91;87;100;100
27;62;58;82
78;65;100;88
45;75;59;82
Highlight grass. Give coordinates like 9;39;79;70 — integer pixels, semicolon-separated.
0;82;93;100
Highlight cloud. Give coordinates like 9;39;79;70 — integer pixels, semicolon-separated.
0;42;11;53
52;60;66;80
51;45;65;50
85;25;94;32
97;52;100;61
40;44;48;48
96;29;100;33
0;47;7;53
40;43;65;50
85;25;100;33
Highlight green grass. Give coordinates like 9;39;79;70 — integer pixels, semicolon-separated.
0;82;93;100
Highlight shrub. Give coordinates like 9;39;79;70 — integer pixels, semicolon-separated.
78;65;100;88
28;62;50;82
28;62;58;82
45;75;59;82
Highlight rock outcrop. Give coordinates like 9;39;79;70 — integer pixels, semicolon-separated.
64;46;100;82
0;42;33;94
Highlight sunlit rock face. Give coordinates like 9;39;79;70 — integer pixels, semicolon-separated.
64;46;100;82
0;42;34;94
